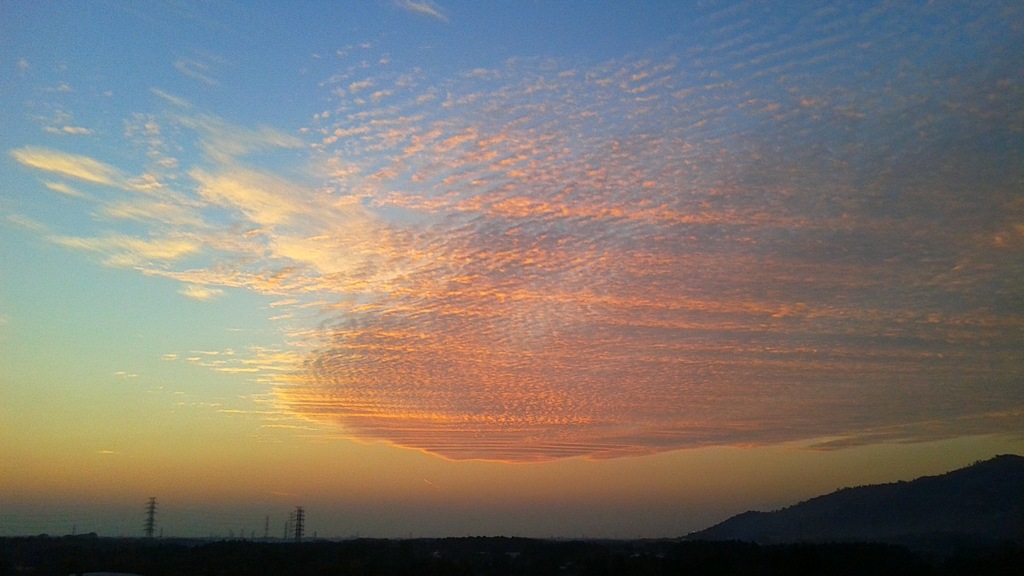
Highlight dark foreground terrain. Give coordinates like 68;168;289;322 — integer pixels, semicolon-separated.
7;457;1022;575
2;534;1023;576
692;455;1024;545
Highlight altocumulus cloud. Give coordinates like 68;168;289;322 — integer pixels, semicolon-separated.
10;2;1024;461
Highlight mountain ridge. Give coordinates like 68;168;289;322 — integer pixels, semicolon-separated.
688;454;1024;546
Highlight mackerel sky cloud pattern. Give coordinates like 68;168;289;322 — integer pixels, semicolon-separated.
9;2;1023;461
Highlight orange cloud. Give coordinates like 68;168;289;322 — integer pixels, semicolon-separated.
12;36;1024;462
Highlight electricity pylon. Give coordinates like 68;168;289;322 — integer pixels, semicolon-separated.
144;497;157;538
293;506;304;542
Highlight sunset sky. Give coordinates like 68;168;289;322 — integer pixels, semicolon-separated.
2;0;1022;539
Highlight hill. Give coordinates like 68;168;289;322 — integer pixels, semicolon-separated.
689;454;1024;546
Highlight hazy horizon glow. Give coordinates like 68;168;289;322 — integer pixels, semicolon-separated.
2;1;1022;538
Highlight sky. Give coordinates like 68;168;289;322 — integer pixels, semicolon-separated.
1;0;1022;539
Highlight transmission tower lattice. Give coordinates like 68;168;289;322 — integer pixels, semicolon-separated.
293;506;304;542
144;497;157;538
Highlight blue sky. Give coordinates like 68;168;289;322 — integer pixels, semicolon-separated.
2;0;1022;538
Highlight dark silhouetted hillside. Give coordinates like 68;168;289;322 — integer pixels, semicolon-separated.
689;455;1024;546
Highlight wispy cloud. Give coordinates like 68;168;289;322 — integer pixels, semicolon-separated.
58;125;93;135
150;88;190;108
190;168;304;226
397;0;449;23
179;284;224;301
5;213;49;233
174;58;217;86
43;181;87;198
11;147;125;186
178;113;304;163
101;198;205;227
50;234;199;266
